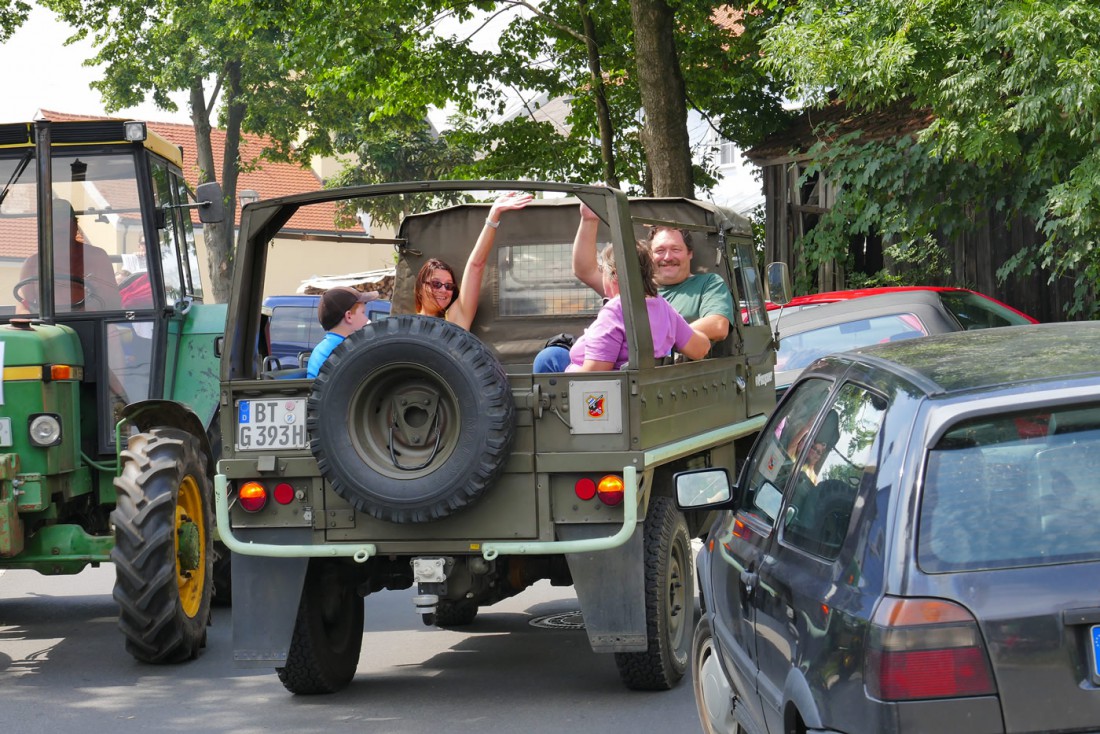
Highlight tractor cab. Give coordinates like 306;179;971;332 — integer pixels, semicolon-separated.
0;119;227;663
0;119;222;456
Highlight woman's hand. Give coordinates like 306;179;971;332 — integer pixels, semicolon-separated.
487;191;534;223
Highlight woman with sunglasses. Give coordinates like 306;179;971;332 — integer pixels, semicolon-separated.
414;191;534;329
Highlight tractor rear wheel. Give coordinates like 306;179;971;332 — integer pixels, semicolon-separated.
112;428;213;663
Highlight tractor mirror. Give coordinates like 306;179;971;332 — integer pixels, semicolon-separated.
196;182;226;224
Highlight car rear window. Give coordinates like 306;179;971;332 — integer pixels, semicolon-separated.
918;404;1100;572
776;313;928;372
938;290;1033;329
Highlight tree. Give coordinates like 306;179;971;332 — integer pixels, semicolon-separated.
0;1;30;42
40;0;332;302
630;0;693;196
758;0;1100;316
282;0;789;197
325;117;475;228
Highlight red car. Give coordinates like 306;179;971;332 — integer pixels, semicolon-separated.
763;288;1038;395
767;286;1037;325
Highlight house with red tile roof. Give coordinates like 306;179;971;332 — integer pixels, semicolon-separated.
38;110;395;299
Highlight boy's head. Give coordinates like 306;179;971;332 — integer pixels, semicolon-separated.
318;287;378;331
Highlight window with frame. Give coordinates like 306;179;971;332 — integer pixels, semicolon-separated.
781;382;887;559
496;242;603;317
740;377;834;526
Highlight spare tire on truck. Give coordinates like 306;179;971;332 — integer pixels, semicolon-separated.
307;315;515;524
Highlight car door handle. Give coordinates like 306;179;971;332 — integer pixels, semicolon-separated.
740;570;758;591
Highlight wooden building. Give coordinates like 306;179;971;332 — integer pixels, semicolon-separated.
745;101;1082;322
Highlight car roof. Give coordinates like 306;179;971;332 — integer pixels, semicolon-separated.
835;321;1100;395
770;286;1037;322
774;289;948;331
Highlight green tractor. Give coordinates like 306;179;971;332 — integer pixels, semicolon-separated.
0;119;226;662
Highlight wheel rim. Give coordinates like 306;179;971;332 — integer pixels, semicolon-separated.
695;631;737;733
175;474;207;618
667;537;688;652
351;363;461;480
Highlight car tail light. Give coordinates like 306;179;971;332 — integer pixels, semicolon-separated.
238;481;268;512
574;477;597;501
273;482;295;505
865;597;996;701
596;475;624;506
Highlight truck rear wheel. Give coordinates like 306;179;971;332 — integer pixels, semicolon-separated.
308;315;515;523
277;561;364;694
614;496;693;690
111;428;213;663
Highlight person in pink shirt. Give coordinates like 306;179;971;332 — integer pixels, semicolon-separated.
535;236;710;372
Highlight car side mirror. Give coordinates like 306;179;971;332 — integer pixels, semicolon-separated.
674;468;736;510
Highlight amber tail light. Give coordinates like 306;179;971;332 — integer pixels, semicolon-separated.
238;481;268;512
864;597;997;701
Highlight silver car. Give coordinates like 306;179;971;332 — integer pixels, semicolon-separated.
679;321;1100;733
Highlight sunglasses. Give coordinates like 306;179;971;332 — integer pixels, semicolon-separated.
427;279;456;292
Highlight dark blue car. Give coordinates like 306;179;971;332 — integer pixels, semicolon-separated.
677;321;1100;734
262;294;391;368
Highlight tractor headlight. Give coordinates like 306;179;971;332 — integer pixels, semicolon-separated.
123;121;147;142
28;414;62;447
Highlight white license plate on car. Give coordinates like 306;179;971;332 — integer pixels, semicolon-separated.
236;399;307;450
0;417;10;447
1091;625;1100;684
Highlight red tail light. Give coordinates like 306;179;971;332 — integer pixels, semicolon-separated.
238;481;268;512
574;477;597;501
865;597;996;701
273;482;295;505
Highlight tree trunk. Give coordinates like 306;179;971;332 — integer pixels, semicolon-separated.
188;60;247;304
629;0;694;198
189;78;231;304
578;0;619;189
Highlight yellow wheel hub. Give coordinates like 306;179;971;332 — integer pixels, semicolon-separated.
175;475;207;618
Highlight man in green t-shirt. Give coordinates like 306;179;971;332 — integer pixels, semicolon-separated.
572;204;734;342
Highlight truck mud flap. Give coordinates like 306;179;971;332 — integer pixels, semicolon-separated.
561;523;647;653
232;528;310;668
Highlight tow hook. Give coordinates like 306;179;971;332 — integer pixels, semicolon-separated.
412;557;449;624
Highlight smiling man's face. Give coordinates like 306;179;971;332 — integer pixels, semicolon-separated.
649;228;692;287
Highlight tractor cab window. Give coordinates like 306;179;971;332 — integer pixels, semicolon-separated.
150;162;187;305
0;150;156;317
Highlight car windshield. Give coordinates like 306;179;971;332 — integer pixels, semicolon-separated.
918;403;1100;572
776;312;928;372
938;290;1033;329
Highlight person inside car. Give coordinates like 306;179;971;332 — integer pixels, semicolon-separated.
415;191;533;330
306;287;378;378
533;239;710;373
571;203;734;342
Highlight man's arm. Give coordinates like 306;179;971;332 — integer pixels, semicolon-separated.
691;313;730;342
692;273;734;341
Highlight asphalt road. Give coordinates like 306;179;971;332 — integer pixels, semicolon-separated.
0;566;702;734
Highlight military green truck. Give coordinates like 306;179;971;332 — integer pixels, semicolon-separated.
0;119;225;662
214;181;783;694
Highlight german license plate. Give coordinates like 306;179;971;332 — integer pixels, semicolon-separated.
0;417;10;447
1090;625;1100;684
236;398;307;450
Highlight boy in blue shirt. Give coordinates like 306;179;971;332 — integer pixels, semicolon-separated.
306;287;377;378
